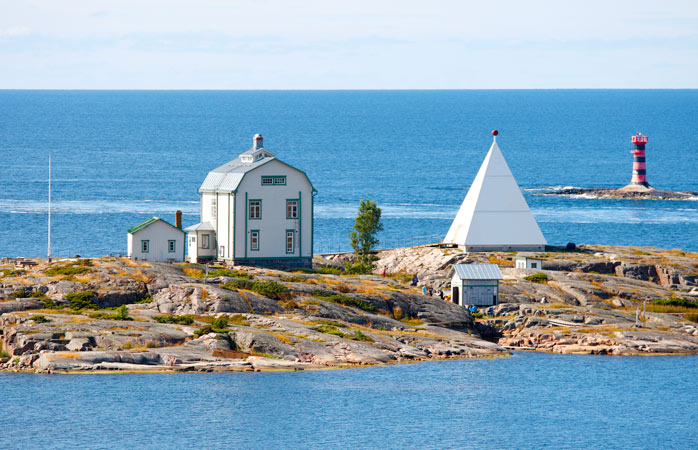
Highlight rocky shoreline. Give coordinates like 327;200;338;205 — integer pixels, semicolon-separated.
2;243;698;373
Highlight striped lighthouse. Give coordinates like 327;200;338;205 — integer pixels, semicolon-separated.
630;132;649;187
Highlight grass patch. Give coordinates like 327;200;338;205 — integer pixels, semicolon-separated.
471;312;484;319
222;279;290;300
66;291;97;310
279;276;307;283
153;315;195;325
312;324;347;338
0;350;10;359
400;317;424;326
653;297;696;308
318;266;342;275
311;289;377;312
45;263;91;276
388;271;413;283
524;273;548;283
134;295;154;304
0;268;26;278
684;313;698;323
209;268;253;279
646;304;698;314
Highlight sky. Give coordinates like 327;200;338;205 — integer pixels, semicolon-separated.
1;0;697;89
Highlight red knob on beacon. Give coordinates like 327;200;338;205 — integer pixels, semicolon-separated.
492;129;498;136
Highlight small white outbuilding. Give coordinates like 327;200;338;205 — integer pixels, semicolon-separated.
514;252;543;269
450;264;503;307
127;216;185;262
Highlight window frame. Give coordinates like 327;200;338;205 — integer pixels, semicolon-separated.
168;240;176;253
285;229;295;254
286;199;298;219
261;176;286;186
249;199;262;220
250;230;260;251
201;233;210;249
141;240;150;253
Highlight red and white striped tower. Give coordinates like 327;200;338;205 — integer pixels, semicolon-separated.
630;132;649;187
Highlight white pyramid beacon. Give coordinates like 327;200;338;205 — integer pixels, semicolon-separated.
443;130;546;252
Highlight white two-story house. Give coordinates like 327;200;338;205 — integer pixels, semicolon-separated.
185;134;316;269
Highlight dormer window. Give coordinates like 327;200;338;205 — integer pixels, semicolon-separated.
240;155;254;163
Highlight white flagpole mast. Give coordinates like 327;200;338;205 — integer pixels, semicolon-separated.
48;154;52;263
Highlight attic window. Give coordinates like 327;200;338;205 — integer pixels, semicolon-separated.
261;176;286;186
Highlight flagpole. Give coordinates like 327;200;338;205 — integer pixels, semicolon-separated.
48;154;52;263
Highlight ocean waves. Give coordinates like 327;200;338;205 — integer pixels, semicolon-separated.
0;199;199;215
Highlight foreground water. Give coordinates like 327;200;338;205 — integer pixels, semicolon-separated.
1;352;697;450
1;90;698;257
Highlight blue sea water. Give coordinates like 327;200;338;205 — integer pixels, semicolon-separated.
2;352;698;450
1;89;697;257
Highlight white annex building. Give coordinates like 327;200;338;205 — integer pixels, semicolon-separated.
444;131;546;252
127;214;185;262
186;134;316;268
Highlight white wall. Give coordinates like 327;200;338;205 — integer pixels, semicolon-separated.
128;220;185;262
233;159;314;260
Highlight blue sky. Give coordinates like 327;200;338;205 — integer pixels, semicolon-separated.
1;0;697;89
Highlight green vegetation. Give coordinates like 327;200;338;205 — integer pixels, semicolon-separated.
347;199;384;274
66;291;97;310
311;289;377;312
524;273;549;283
208;268;253;279
0;351;9;359
10;289;47;299
194;316;231;336
45;262;91;276
153;315;195;325
318;266;342;275
653;297;696;308
471;312;484;319
89;305;133;321
279;275;307;283
312;324;374;342
0;268;25;278
222;279;290;300
134;295;154;304
31;315;51;323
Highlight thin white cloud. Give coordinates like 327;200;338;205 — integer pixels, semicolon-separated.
0;26;31;37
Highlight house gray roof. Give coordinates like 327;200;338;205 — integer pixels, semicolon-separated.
452;264;503;280
198;156;274;193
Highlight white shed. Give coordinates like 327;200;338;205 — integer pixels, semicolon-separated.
127;217;185;262
450;264;503;307
514;252;543;269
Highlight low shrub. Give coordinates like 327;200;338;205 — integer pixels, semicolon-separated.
344;261;373;275
0;268;25;278
153;315;195;325
194;316;231;336
352;330;374;342
0;351;9;359
89;305;133;321
279;276;306;283
66;291;97;310
524;273;548;283
134;295;153;304
312;324;347;338
311;289;377;312
31;315;51;323
471;312;484;319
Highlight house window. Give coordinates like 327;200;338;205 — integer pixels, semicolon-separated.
141;240;149;253
168;240;176;253
251;230;260;251
286;230;295;254
286;200;298;219
219;246;225;257
211;198;217;217
190;236;196;244
249;200;261;219
261;176;286;186
201;234;210;249
531;262;538;268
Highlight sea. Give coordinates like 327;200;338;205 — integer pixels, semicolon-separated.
2;91;698;449
2;352;698;449
1;90;697;257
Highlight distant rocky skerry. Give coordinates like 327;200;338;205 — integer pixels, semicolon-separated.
537;184;698;200
2;243;698;373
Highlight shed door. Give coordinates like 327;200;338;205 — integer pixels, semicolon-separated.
452;286;460;305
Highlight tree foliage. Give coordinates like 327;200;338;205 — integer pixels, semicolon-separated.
348;199;384;272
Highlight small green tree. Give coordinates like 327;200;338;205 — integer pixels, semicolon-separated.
347;199;384;274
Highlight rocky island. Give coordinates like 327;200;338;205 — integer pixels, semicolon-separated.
538;184;698;201
2;243;698;373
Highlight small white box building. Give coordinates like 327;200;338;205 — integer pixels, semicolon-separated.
127;216;185;262
514;252;543;269
186;134;316;269
450;264;503;307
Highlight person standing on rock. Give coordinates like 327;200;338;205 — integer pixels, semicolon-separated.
439;290;444;300
412;274;418;286
382;267;386;278
422;285;428;295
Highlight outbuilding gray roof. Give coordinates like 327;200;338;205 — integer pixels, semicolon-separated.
184;222;216;232
452;264;503;280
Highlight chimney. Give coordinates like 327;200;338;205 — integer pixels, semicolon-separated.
175;210;182;229
253;133;263;150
